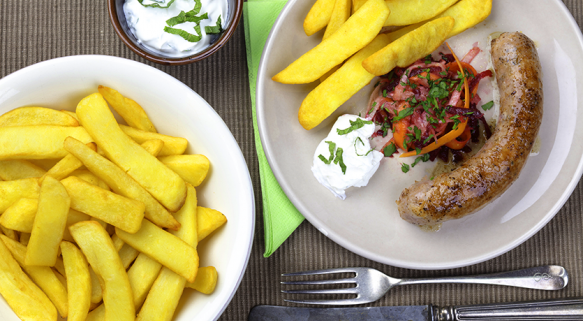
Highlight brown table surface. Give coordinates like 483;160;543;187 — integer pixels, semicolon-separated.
2;1;583;320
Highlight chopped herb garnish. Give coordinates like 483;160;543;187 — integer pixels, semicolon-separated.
318;141;336;164
138;0;176;8
392;107;415;122
337;118;373;135
411;153;430;167
333;148;347;174
354;137;374;156
423;134;435;144
382;89;387;97
164;24;203;42
166;11;208;27
383;143;397;157
401;163;410;173
424;54;432;64
481;100;494;111
205;15;223;34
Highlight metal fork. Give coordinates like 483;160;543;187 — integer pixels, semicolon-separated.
281;265;568;305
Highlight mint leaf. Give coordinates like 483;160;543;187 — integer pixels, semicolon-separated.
138;0;176;8
337;118;373;135
205;15;223;34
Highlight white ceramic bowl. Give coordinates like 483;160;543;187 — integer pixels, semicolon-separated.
0;55;255;320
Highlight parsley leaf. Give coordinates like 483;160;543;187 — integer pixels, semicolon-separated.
401;163;410;173
392;107;415;122
411;153;430;167
383;143;397;157
481;100;494;111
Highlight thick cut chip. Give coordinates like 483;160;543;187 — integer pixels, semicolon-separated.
19;232;30;245
61;176;145;234
63;209;91;243
431;0;492;38
0;237;57;321
197;206;227;241
116;219;198;282
323;0;351;40
299;33;391;129
0;160;46;180
76;93;186;212
112;235;140;269
70;169;111;191
60;110;79;121
383;0;457;26
186;266;218;294
141;139;164;157
98;85;157;133
362;17;455;76
0;125;92;160
137;184;198;321
0;178;40;213
0;226;18;241
128;254;163;310
89;267;103;304
26;176;70;267
303;0;336;36
120;125;188;157
61;241;91;321
69;221;135;321
0;106;79;127
39;142;97;184
64;137;180;230
159;155;210;187
352;0;368;13
0;198;38;233
1;235;69;318
273;0;390;84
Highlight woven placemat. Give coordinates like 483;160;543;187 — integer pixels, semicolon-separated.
1;1;582;320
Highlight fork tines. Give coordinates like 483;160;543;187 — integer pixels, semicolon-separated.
281;268;364;305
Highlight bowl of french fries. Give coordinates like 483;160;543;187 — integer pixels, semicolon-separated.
0;55;255;321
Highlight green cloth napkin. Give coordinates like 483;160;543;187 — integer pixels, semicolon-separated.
243;0;305;257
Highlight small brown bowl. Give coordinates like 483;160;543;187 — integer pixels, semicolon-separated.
107;0;243;65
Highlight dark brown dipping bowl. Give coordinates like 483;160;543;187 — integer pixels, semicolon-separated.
107;0;243;65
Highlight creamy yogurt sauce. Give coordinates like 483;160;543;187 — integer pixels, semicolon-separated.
312;114;384;200
124;0;228;57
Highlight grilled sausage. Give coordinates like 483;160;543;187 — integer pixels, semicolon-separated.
397;32;543;226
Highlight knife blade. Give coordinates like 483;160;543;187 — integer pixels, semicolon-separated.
249;298;583;321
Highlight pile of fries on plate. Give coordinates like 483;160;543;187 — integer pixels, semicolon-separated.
272;0;492;130
0;86;226;321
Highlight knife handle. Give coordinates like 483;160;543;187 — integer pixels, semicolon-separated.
435;298;583;320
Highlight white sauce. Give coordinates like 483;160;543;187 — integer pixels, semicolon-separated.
124;0;227;57
312;115;384;200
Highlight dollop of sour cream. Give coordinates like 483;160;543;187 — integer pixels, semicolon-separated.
312;115;384;200
124;0;227;57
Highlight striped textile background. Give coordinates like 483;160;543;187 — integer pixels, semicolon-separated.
1;1;582;320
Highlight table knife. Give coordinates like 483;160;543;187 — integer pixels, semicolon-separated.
248;298;583;320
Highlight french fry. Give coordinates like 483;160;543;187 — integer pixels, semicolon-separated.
60;110;79;121
116;218;198;282
61;176;145;234
0;226;18;241
0;237;57;321
0;160;46;180
60;241;92;321
0;198;37;233
39;142;97;184
70;169;111;191
323;0;351;40
299;33;391;129
70;221;135;321
159;155;210;187
362;17;455;76
273;0;390;84
128;254;163;310
0;177;40;213
197;206;227;241
98;85;157;133
141;139;164;157
111;235;140;269
19;232;30;245
76;93;187;212
352;0;367;13
25;176;70;266
383;0;457;27
0;106;79;127
303;0;336;36
137;185;198;321
64;137;180;230
185;266;218;294
431;0;492;38
89;267;103;305
120;125;188;157
1;235;69;317
0;125;92;160
28;158;62;171
63;209;91;243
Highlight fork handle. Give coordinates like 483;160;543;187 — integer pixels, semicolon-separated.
435;298;583;320
399;265;568;290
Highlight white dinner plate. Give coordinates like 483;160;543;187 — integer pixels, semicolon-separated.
257;0;583;269
0;55;255;320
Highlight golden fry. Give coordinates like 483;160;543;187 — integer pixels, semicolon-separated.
186;266;218;294
40;142;97;184
70;221;135;321
25;176;70;267
61;176;145;234
303;0;336;36
1;235;69;318
352;0;368;13
0;178;40;213
362;17;454;76
323;0;351;40
299;33;391;129
60;241;92;321
432;0;492;38
0;106;79;127
140;139;164;157
197;206;227;242
120;124;188;157
0;126;92;160
70;169;111;191
273;0;390;84
64;137;180;230
0;160;46;180
76;93;186;212
159;154;210;187
62;209;91;243
384;0;457;26
0;198;38;233
0;237;57;321
98;85;157;133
